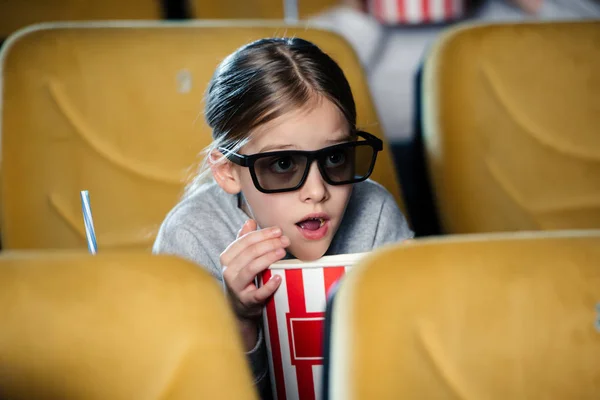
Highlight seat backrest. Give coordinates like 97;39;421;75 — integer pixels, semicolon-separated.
0;21;406;251
0;0;162;39
0;251;257;399
189;0;338;19
422;21;600;234
325;230;600;399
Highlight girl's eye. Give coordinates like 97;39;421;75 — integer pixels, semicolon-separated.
325;151;346;168
269;156;297;173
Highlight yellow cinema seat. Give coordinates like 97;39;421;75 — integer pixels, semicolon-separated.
189;0;339;20
0;22;405;250
325;230;600;399
422;21;600;234
0;0;162;39
0;251;257;399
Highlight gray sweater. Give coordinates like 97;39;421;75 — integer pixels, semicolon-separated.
152;179;413;397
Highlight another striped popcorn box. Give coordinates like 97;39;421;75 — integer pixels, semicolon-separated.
367;0;465;25
260;253;369;400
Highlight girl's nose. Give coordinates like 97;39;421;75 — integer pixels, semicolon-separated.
299;161;328;203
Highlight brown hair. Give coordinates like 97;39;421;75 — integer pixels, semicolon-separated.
186;37;357;195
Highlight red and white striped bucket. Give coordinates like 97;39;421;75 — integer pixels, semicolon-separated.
260;253;368;400
367;0;465;24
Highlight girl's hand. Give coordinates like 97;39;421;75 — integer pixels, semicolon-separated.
220;219;290;320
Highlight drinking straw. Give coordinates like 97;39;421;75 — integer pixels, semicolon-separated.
80;190;98;254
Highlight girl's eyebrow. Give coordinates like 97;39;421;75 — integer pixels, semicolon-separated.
326;133;354;144
258;133;353;153
257;143;296;153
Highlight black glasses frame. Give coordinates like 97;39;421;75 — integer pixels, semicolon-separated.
219;131;383;194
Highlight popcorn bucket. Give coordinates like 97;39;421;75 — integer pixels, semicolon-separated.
260;253;369;400
367;0;465;25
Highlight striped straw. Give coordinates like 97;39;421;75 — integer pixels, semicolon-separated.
80;190;98;254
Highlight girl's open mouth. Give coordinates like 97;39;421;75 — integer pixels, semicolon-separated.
296;216;329;240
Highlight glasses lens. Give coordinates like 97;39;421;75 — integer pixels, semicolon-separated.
253;153;309;191
321;143;375;183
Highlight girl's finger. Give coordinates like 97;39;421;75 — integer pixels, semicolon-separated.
220;225;284;268
227;235;289;277
228;244;287;293
237;219;256;238
239;274;282;306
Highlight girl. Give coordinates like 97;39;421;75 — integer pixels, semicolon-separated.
153;37;413;398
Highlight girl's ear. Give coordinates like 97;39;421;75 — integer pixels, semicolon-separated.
209;149;242;194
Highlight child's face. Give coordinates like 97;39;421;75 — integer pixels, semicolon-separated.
236;97;353;261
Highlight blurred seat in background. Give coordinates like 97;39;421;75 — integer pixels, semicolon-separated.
0;0;164;251
324;229;600;399
0;22;407;251
420;20;600;234
0;0;162;41
188;0;339;19
0;251;257;399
